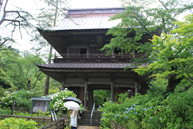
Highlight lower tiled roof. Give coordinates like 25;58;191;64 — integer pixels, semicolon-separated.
37;63;134;69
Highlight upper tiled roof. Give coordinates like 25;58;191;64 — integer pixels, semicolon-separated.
47;8;124;30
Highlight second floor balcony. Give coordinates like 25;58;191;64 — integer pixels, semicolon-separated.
53;53;145;63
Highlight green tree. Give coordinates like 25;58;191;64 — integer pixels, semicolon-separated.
135;14;193;94
0;48;45;90
0;68;16;97
33;0;69;95
102;0;193;61
102;0;193;94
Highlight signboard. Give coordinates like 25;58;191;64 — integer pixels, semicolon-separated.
33;101;48;112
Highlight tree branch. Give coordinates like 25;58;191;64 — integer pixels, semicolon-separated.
158;0;168;10
178;85;192;92
0;0;9;25
32;72;42;89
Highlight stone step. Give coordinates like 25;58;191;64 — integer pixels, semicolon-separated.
78;110;101;126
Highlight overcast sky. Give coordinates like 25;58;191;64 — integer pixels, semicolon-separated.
1;0;191;52
0;0;122;51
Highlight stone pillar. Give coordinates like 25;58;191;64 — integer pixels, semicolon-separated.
135;82;138;95
111;81;114;102
84;81;88;109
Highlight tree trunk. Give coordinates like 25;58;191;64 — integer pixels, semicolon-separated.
0;0;4;13
44;75;50;95
44;45;52;96
28;80;31;90
44;0;58;96
166;66;182;93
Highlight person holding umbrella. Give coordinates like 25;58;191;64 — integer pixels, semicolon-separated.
64;101;81;129
70;109;78;129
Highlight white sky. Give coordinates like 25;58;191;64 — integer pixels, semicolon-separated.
0;0;122;52
1;0;191;52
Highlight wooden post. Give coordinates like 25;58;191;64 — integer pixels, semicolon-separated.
84;81;88;109
11;100;14;115
31;100;34;116
88;88;91;110
135;82;138;95
131;88;134;97
61;81;65;91
111;81;114;102
91;89;93;109
87;47;89;58
132;48;135;58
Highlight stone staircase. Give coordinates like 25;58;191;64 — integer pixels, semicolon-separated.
78;110;102;126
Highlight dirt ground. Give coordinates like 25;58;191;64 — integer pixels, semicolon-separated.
77;126;100;129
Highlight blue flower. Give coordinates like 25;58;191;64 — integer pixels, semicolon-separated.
133;104;136;107
126;117;128;119
150;117;152;119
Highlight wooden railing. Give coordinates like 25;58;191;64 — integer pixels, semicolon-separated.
55;53;133;59
39;118;68;129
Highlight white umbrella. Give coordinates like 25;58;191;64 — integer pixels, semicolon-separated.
63;101;81;111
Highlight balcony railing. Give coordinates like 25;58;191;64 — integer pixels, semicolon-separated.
53;53;144;63
55;53;133;59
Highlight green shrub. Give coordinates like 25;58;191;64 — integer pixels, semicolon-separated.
100;89;193;129
47;88;77;111
0;118;38;129
15;90;35;109
0;91;16;108
0;108;12;114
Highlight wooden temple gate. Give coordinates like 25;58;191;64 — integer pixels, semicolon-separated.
37;7;150;110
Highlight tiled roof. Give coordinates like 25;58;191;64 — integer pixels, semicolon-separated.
37;63;133;69
46;8;124;30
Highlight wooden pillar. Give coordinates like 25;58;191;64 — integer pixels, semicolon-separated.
87;47;89;58
61;81;65;91
111;81;114;102
88;88;93;110
132;48;135;58
90;89;93;109
67;47;69;56
78;87;84;104
84;81;88;109
88;88;91;110
116;87;119;102
131;88;134;97
135;82;138;95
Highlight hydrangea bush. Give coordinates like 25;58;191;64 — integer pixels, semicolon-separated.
100;90;193;129
47;88;78;111
0;91;17;108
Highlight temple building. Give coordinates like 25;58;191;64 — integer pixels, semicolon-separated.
37;7;149;109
